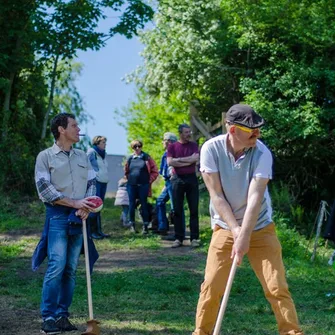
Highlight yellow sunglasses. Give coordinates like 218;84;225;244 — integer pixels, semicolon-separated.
234;124;260;133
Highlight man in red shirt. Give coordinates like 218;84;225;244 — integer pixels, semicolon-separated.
167;124;200;248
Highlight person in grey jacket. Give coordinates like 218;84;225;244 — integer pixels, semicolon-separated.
87;136;110;239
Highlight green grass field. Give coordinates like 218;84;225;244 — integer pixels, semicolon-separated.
0;197;334;335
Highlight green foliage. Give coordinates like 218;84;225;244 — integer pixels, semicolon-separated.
117;90;189;165
128;0;335;217
221;0;335;204
271;182;315;235
129;0;236;120
275;216;307;260
0;241;26;263
0;0;154;196
270;181;296;214
0;195;45;233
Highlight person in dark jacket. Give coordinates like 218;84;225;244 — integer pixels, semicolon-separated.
124;140;158;234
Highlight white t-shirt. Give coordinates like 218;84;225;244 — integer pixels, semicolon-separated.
200;134;273;230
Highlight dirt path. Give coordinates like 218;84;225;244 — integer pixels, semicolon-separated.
0;233;205;335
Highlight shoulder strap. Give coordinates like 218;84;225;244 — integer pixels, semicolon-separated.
142;152;150;161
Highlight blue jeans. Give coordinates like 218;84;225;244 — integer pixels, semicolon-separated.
41;213;83;320
121;205;129;224
156;180;185;232
96;181;107;201
127;184;150;223
96;181;107;224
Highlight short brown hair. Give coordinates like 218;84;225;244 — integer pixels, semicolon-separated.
51;113;75;140
92;136;107;146
130;140;143;149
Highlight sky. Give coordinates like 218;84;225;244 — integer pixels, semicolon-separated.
76;32;143;156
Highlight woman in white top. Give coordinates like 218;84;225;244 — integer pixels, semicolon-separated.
87;136;110;239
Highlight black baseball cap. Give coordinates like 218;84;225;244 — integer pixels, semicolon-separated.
226;104;265;129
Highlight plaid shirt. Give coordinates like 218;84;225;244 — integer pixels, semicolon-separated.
35;143;96;204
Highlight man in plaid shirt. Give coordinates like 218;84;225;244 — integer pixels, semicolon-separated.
33;113;96;334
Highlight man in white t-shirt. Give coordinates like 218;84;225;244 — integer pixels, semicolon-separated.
192;104;304;335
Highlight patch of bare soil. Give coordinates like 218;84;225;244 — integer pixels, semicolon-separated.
0;232;205;335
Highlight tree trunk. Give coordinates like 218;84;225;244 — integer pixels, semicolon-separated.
41;53;60;139
2;71;16;140
2;33;24;141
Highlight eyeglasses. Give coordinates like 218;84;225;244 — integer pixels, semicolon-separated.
234;124;260;133
133;145;142;149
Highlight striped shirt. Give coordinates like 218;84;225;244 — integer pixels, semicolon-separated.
35;143;96;204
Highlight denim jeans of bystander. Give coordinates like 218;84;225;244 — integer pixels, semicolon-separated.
156;180;185;232
41;213;83;320
127;183;150;223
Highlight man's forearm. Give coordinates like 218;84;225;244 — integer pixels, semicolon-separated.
169;158;192;167
239;177;269;235
179;155;197;163
212;194;239;230
54;197;77;208
168;154;198;167
240;193;263;235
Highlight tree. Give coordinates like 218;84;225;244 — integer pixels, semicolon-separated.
0;0;154;195
128;0;243;122
118;90;188;160
33;0;154;139
225;0;335;203
129;0;335;206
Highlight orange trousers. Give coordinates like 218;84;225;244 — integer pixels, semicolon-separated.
193;223;304;335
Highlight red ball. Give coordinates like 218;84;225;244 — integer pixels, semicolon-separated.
86;196;103;213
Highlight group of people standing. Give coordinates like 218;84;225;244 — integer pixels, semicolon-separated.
114;124;201;248
33;104;305;335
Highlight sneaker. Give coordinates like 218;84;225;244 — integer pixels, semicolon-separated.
125;221;134;228
41;319;61;334
56;316;78;332
129;225;136;233
171;239;183;248
142;224;149;235
91;232;103;240
191;239;201;248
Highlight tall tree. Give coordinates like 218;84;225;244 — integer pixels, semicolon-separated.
33;0;154;139
117;90;188;163
129;0;335;205
0;0;154;194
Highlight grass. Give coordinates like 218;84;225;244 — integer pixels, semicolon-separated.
0;197;335;334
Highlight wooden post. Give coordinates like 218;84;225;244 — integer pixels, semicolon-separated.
222;112;227;134
189;102;198;141
311;201;327;261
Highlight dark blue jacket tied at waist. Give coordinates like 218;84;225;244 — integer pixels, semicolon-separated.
32;204;99;274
